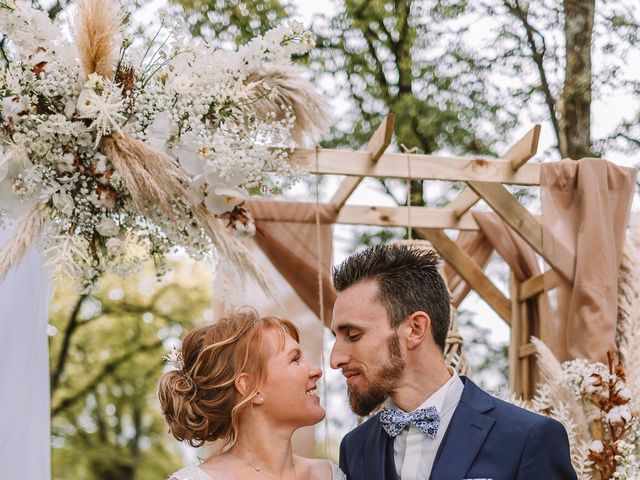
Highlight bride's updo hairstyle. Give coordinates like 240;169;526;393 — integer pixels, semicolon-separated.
158;307;300;447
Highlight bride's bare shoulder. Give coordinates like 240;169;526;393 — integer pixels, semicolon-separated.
293;455;334;480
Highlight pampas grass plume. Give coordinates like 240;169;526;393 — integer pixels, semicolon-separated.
75;0;123;79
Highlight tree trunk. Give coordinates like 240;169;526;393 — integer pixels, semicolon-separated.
560;0;595;159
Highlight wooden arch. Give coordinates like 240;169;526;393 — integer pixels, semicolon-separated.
254;115;579;398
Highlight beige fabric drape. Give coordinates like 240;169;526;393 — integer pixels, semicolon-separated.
473;212;551;368
246;199;337;326
541;158;637;362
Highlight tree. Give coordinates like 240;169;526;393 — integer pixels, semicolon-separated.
49;261;213;480
485;0;639;159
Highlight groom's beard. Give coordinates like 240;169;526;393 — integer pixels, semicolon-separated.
347;332;406;417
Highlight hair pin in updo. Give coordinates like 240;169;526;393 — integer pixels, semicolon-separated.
163;346;185;371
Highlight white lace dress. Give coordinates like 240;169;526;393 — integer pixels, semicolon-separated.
168;462;347;479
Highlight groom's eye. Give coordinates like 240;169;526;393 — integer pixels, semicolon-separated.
347;332;361;342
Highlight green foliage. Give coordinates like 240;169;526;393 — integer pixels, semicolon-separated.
169;0;293;44
49;261;213;480
311;0;513;154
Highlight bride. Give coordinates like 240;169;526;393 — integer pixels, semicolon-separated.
158;307;345;479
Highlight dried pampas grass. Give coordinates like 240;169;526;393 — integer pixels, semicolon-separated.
101;135;194;218
0;203;46;282
193;205;276;299
616;220;640;411
100;135;276;299
246;65;331;146
531;336;591;443
75;0;123;79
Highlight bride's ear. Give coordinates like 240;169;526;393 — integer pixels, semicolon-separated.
234;374;250;397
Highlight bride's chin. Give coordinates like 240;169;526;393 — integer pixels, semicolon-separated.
305;406;326;425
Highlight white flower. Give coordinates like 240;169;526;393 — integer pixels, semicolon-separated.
76;82;126;146
232;218;256;236
57;153;75;173
64;99;76;120
0;146;34;219
106;237;126;256
589;440;604;453
94;154;108;175
163;346;184;371
96;217;120;237
1;96;26;124
204;184;247;215
606;405;632;424
84;73;105;91
582;374;601;394
618;387;632;401
147;111;175;151
168;75;192;94
29;49;48;67
170;132;204;176
289;21;304;35
89;190;116;210
0;144;6;182
51;191;74;215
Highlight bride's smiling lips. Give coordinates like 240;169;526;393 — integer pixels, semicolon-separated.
305;384;320;403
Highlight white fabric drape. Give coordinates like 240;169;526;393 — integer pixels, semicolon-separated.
0;221;51;479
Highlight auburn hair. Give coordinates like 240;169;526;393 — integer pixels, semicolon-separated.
158;307;300;447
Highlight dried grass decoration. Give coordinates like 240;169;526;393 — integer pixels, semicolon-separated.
0;0;329;291
509;225;640;479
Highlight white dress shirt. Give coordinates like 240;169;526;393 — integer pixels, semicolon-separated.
387;369;464;480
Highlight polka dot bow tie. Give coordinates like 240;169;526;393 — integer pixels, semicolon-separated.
380;406;440;438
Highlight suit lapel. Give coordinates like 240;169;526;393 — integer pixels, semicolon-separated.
364;413;397;480
429;378;496;480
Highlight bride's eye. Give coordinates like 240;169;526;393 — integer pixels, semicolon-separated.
292;356;301;364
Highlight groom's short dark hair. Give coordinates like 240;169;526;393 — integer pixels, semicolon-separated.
332;244;451;351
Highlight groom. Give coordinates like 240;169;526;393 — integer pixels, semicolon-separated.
330;244;577;480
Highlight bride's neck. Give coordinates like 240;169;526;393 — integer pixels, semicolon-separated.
228;418;296;475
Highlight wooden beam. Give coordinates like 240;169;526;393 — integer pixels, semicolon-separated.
337;206;479;230
447;125;542;219
290;149;541;185
467;181;575;282
504;124;541;170
416;228;512;324
518;343;537;358
509;275;521;393
448;189;481;218
330;114;395;211
518;270;562;301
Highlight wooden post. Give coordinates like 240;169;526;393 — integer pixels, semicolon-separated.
509;275;522;395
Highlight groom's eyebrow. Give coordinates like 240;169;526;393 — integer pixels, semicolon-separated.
335;324;358;334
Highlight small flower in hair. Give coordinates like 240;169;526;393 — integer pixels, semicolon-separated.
163;346;184;371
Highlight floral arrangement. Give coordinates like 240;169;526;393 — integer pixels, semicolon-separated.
0;0;328;290
515;226;640;480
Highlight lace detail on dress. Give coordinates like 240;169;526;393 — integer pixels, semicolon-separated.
167;466;213;480
330;461;347;480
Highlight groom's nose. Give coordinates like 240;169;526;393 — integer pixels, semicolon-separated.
329;339;349;370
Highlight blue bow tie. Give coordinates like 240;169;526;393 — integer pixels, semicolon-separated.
380;406;440;438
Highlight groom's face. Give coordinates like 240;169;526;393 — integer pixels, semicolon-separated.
330;280;406;416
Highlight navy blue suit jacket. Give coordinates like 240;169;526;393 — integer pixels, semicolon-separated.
339;377;577;480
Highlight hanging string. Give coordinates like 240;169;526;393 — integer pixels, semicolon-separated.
314;144;330;457
401;144;418;240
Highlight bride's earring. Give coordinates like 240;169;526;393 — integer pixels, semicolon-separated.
254;393;264;405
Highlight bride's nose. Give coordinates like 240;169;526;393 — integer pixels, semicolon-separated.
309;365;323;380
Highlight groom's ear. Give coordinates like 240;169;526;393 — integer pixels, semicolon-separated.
405;311;431;349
